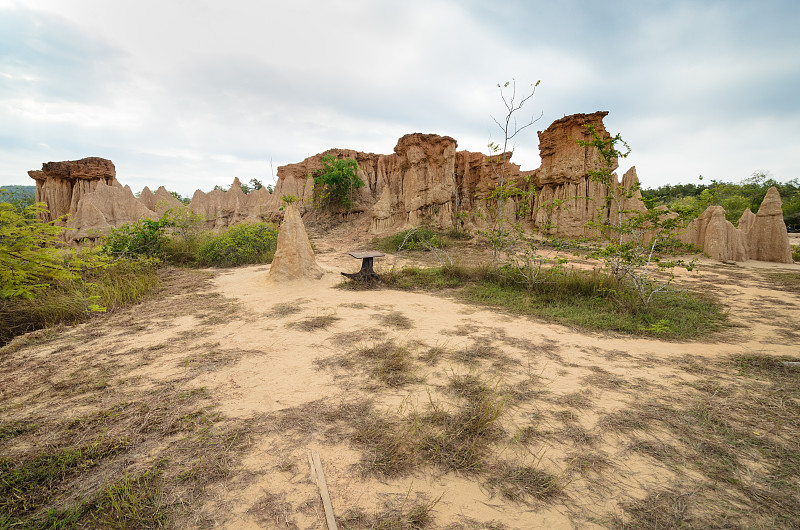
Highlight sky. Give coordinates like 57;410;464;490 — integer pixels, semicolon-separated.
1;0;798;197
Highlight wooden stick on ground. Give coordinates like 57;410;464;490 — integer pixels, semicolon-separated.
309;450;338;530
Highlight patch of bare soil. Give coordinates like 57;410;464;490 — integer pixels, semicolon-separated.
2;243;799;529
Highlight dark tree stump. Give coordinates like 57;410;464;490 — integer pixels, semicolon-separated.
342;251;385;282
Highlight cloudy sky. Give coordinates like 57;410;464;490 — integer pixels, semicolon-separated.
2;0;798;196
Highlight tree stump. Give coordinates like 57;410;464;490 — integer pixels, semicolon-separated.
341;251;385;283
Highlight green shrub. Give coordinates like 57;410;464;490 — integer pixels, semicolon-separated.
792;245;800;262
374;226;444;253
312;155;363;211
196;222;278;266
103;219;168;259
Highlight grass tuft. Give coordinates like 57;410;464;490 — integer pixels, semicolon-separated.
288;314;340;331
358;341;418;387
488;463;562;503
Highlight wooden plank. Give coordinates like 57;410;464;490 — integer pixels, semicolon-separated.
348;251;385;259
308;452;317;484
311;451;338;530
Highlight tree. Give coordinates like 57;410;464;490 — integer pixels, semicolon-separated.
577;124;691;309
486;79;542;233
477;79;562;284
1;202;109;312
312;155;363;211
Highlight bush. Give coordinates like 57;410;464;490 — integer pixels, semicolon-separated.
312;155;363;211
374;226;444;253
103;219;168;259
196;222;278;266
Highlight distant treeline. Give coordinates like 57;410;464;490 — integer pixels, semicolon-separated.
0;185;35;207
641;173;800;231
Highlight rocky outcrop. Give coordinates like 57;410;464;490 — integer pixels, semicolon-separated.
67;181;157;241
28;157;119;222
681;206;748;261
268;203;323;281
532;112;620;238
28;113;792;264
744;187;793;263
372;134;458;231
680;188;792;263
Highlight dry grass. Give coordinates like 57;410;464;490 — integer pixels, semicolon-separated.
266;300;307;318
373;310;415;330
247;491;300;529
288;313;341;331
340;494;439;529
487;462;562;503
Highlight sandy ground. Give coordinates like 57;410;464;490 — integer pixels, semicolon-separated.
2;227;798;529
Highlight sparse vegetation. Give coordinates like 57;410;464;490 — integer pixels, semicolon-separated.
384;264;727;339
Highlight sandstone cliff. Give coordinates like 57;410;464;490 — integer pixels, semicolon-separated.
27;113;793;264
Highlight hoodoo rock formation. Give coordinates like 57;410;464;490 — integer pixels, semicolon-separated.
681;206;748;262
745;187;793;263
28;158;119;222
680;187;793;263
139;186;184;214
67;182;157;240
28;113;794;263
268;203;324;281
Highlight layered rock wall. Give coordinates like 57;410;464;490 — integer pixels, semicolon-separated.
27;113;793;263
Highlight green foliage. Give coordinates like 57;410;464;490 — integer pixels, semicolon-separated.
312;155;363;211
0;202;73;299
281;194;301;204
0;202;108;304
240;178;265;195
792;244;800;262
196;222;278;266
103;218;169;259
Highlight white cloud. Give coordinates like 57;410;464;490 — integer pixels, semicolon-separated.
2;0;799;197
